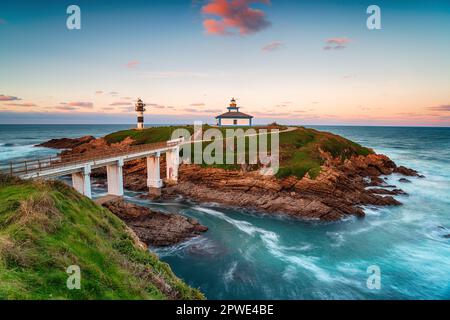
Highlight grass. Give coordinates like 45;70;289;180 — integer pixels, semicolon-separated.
104;125;194;145
0;174;204;300
276;127;372;179
103;124;372;180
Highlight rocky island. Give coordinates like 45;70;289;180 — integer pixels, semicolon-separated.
38;125;422;224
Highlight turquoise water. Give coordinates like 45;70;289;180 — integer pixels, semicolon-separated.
1;125;449;299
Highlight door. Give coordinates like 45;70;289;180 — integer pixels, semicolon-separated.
233;119;238;125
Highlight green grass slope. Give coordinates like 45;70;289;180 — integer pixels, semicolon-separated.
276;127;372;179
0;175;203;300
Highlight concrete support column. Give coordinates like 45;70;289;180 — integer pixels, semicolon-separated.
72;165;92;199
166;146;180;183
147;152;162;195
106;158;124;196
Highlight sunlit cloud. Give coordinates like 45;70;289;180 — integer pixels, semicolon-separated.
61;101;93;108
95;90;103;94
427;104;450;112
4;102;37;107
190;102;205;107
323;37;351;50
262;41;284;52
0;95;21;101
110;101;132;106
54;106;77;111
126;60;140;69
202;0;271;36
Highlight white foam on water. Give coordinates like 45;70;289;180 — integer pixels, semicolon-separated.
0;144;52;161
223;261;238;284
151;236;210;258
193;206;336;283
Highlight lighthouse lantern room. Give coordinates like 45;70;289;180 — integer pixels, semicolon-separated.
135;98;146;130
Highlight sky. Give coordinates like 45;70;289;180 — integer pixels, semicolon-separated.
0;0;449;126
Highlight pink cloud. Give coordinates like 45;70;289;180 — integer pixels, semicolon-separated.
0;95;20;101
126;60;140;69
54;106;77;111
202;0;271;36
4;103;37;107
61;102;93;108
323;37;351;50
110;101;132;106
428;104;450;112
262;41;284;52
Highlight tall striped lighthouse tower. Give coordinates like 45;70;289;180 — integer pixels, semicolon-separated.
135;98;146;130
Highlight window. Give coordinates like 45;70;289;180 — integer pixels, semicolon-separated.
233;119;238;125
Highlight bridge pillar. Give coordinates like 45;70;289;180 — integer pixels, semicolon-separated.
166;146;179;183
147;152;162;196
72;165;92;199
107;158;124;196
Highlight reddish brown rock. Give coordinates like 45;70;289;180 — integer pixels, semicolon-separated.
36;135;95;149
395;166;424;177
161;153;409;221
102;199;207;246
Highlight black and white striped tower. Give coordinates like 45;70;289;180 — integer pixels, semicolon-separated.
135;98;146;130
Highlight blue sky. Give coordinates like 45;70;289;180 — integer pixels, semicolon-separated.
1;0;449;125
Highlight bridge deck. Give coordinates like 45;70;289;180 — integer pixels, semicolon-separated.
2;139;181;179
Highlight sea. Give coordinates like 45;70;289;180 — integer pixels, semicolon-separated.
0;124;449;299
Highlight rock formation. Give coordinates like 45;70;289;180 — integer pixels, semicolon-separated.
102;198;207;246
36;135;95;149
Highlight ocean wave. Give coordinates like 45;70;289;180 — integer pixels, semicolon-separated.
193;206;336;282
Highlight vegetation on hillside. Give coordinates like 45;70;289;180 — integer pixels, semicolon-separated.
0;175;203;300
104;125;194;145
103;125;372;180
276;127;372;179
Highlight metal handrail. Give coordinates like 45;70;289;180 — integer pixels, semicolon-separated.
2;140;177;176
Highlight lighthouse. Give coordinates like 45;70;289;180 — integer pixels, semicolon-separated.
135;98;146;130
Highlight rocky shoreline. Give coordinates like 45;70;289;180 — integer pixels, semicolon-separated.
159;154;421;221
37;133;423;242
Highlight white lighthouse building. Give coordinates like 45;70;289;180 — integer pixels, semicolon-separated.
135;98;146;130
215;98;254;126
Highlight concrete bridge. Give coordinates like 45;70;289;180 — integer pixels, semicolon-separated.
2;138;183;199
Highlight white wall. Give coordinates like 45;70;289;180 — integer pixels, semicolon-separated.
220;118;251;126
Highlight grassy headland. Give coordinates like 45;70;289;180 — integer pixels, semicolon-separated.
0;175;203;300
103;125;372;180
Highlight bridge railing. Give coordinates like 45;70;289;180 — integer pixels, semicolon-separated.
1;140;176;176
